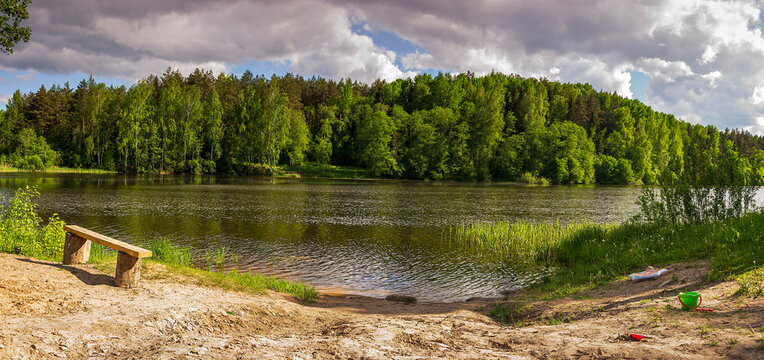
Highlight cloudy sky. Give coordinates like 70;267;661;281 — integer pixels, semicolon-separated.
2;0;764;134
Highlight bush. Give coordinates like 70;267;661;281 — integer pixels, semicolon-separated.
595;155;633;184
518;172;549;185
10;129;60;171
0;186;65;260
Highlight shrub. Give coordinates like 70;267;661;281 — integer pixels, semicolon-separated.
0;186;65;260
9;129;60;171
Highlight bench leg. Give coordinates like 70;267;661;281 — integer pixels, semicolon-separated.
115;251;142;288
63;232;91;265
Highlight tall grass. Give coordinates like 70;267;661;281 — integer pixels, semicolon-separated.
0;186;65;261
88;242;117;263
147;237;193;266
545;211;764;293
445;220;611;264
447;185;764;297
145;238;318;303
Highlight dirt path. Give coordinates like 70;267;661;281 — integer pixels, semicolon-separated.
0;253;762;359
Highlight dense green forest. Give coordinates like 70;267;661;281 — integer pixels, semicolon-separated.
1;69;763;185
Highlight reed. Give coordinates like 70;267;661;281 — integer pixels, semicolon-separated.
445;220;611;264
447;208;764;298
213;246;229;268
147;237;193;266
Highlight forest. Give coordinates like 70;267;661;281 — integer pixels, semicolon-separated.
1;69;763;185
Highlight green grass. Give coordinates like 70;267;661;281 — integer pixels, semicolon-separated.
88;242;118;263
489;302;528;326
445;220;611;264
147;237;192;266
449;210;764;297
143;238;318;303
0;165;116;174
733;267;764;297
283;162;370;179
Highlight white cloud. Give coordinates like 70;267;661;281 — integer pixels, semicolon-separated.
3;0;415;83
2;0;764;133
343;0;764;133
752;86;764;105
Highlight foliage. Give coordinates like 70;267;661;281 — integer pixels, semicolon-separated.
0;0;31;54
595;155;634;184
0;186;65;261
518;172;550;185
8;128;60;170
2;71;763;184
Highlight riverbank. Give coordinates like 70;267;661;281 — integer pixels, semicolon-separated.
1;253;763;359
0;165;116;174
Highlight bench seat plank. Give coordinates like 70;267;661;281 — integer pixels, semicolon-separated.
63;225;152;258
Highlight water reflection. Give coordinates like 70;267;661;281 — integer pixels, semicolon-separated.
4;174;744;301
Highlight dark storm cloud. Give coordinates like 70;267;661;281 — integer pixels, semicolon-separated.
1;0;763;132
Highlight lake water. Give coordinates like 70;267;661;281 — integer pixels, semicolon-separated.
0;174;663;301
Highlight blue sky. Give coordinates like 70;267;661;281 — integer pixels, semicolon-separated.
2;0;762;133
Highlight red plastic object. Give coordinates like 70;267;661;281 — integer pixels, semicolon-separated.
694;308;714;312
630;334;645;341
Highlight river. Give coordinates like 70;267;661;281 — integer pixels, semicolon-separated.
1;174;651;301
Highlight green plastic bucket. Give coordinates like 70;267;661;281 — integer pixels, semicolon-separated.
678;292;701;311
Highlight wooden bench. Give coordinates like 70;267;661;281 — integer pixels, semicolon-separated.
62;225;152;288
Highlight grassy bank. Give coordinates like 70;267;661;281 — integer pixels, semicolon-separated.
0;165;116;174
0;162;369;179
88;239;318;303
447;211;764;297
0;186;318;303
282;162;370;179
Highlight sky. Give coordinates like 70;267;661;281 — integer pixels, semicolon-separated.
2;0;764;134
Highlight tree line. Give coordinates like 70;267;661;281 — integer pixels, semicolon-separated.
1;69;763;185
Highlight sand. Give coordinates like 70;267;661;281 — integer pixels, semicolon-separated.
0;253;762;359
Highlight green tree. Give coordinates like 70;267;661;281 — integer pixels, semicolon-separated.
286;110;310;166
203;87;223;163
312;113;333;167
540;122;595;184
1;0;31;54
261;84;291;175
74;77;109;168
9;128;59;170
466;81;505;180
357;107;399;177
118;81;154;171
157;78;180;172
178;85;202;168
